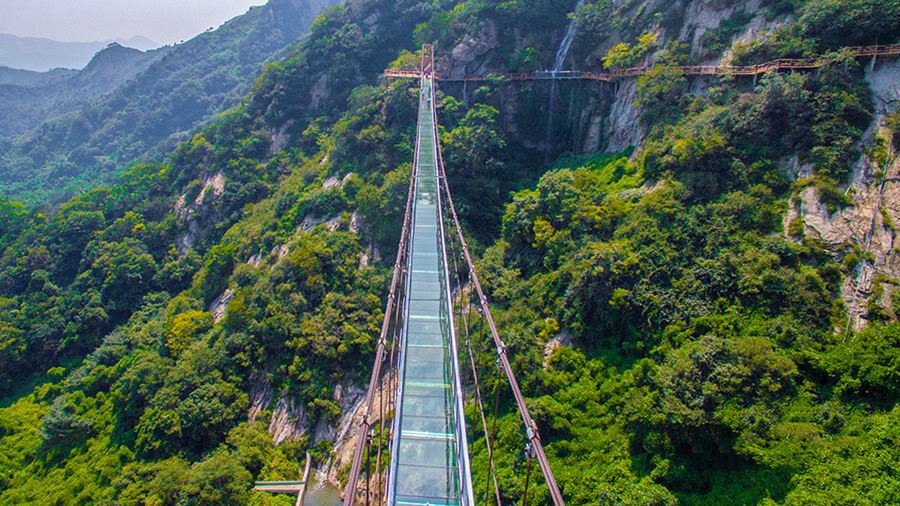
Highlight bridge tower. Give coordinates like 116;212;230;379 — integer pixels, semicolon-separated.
421;43;435;76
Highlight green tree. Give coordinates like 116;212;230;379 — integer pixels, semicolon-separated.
184;450;252;505
194;243;236;305
442;104;508;235
635;64;687;126
602;32;658;68
164;310;213;357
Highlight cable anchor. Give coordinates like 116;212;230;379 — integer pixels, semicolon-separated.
524;441;536;461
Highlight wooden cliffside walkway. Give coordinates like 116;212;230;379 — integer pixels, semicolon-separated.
384;43;900;83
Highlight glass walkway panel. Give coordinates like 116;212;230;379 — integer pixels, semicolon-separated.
388;78;474;506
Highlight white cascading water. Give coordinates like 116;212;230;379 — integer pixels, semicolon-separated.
553;0;585;73
545;0;585;162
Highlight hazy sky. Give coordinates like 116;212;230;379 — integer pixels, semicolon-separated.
0;0;267;45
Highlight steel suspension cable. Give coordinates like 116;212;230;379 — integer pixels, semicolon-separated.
429;89;565;506
444;206;502;506
343;122;418;506
488;357;502;503
377;250;406;504
379;264;403;504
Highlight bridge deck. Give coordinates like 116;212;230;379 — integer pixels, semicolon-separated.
388;77;473;506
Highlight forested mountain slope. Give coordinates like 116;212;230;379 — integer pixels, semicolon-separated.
0;0;339;204
0;0;898;504
0;66;78;87
0;44;166;138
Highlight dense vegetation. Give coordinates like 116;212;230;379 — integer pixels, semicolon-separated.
0;0;897;504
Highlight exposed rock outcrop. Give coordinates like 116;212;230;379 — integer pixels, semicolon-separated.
208;289;235;323
269;122;293;155
788;60;900;329
269;395;309;444
805;162;897;330
867;59;900;116
786;120;899;329
604;80;643;152
544;330;574;368
272;243;290;260
246;376;367;482
174;171;226;254
247;251;263;267
249;375;274;422
327;377;390;492
440;21;501;80
678;0;761;58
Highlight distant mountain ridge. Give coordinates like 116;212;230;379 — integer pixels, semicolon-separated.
0;66;78;87
0;0;340;204
0;44;166;138
111;36;160;52
0;33;160;71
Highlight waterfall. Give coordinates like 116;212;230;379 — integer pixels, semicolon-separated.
545;0;585;163
552;0;584;73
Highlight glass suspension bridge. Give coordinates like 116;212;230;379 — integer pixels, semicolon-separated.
342;46;564;506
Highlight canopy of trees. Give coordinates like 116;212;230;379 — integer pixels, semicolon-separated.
0;0;897;504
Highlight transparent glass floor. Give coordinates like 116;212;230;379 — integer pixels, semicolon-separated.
390;79;467;506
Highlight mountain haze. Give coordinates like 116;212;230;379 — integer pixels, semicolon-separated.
0;67;78;87
0;34;160;71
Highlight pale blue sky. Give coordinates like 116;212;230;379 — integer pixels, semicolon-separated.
0;0;267;45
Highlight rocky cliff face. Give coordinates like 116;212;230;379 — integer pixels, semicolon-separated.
786;60;900;329
433;0;791;156
174;172;226;254
603;79;643;152
439;21;502;80
433;0;897;329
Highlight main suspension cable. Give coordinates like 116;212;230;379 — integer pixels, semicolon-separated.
343;109;418;506
430;86;565;506
444;204;502;506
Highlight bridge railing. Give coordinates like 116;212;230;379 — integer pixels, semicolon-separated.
342;86;418;504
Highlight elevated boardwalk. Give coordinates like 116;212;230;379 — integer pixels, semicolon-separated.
254;481;306;494
386;77;474;505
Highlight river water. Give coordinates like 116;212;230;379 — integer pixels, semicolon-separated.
303;477;341;506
